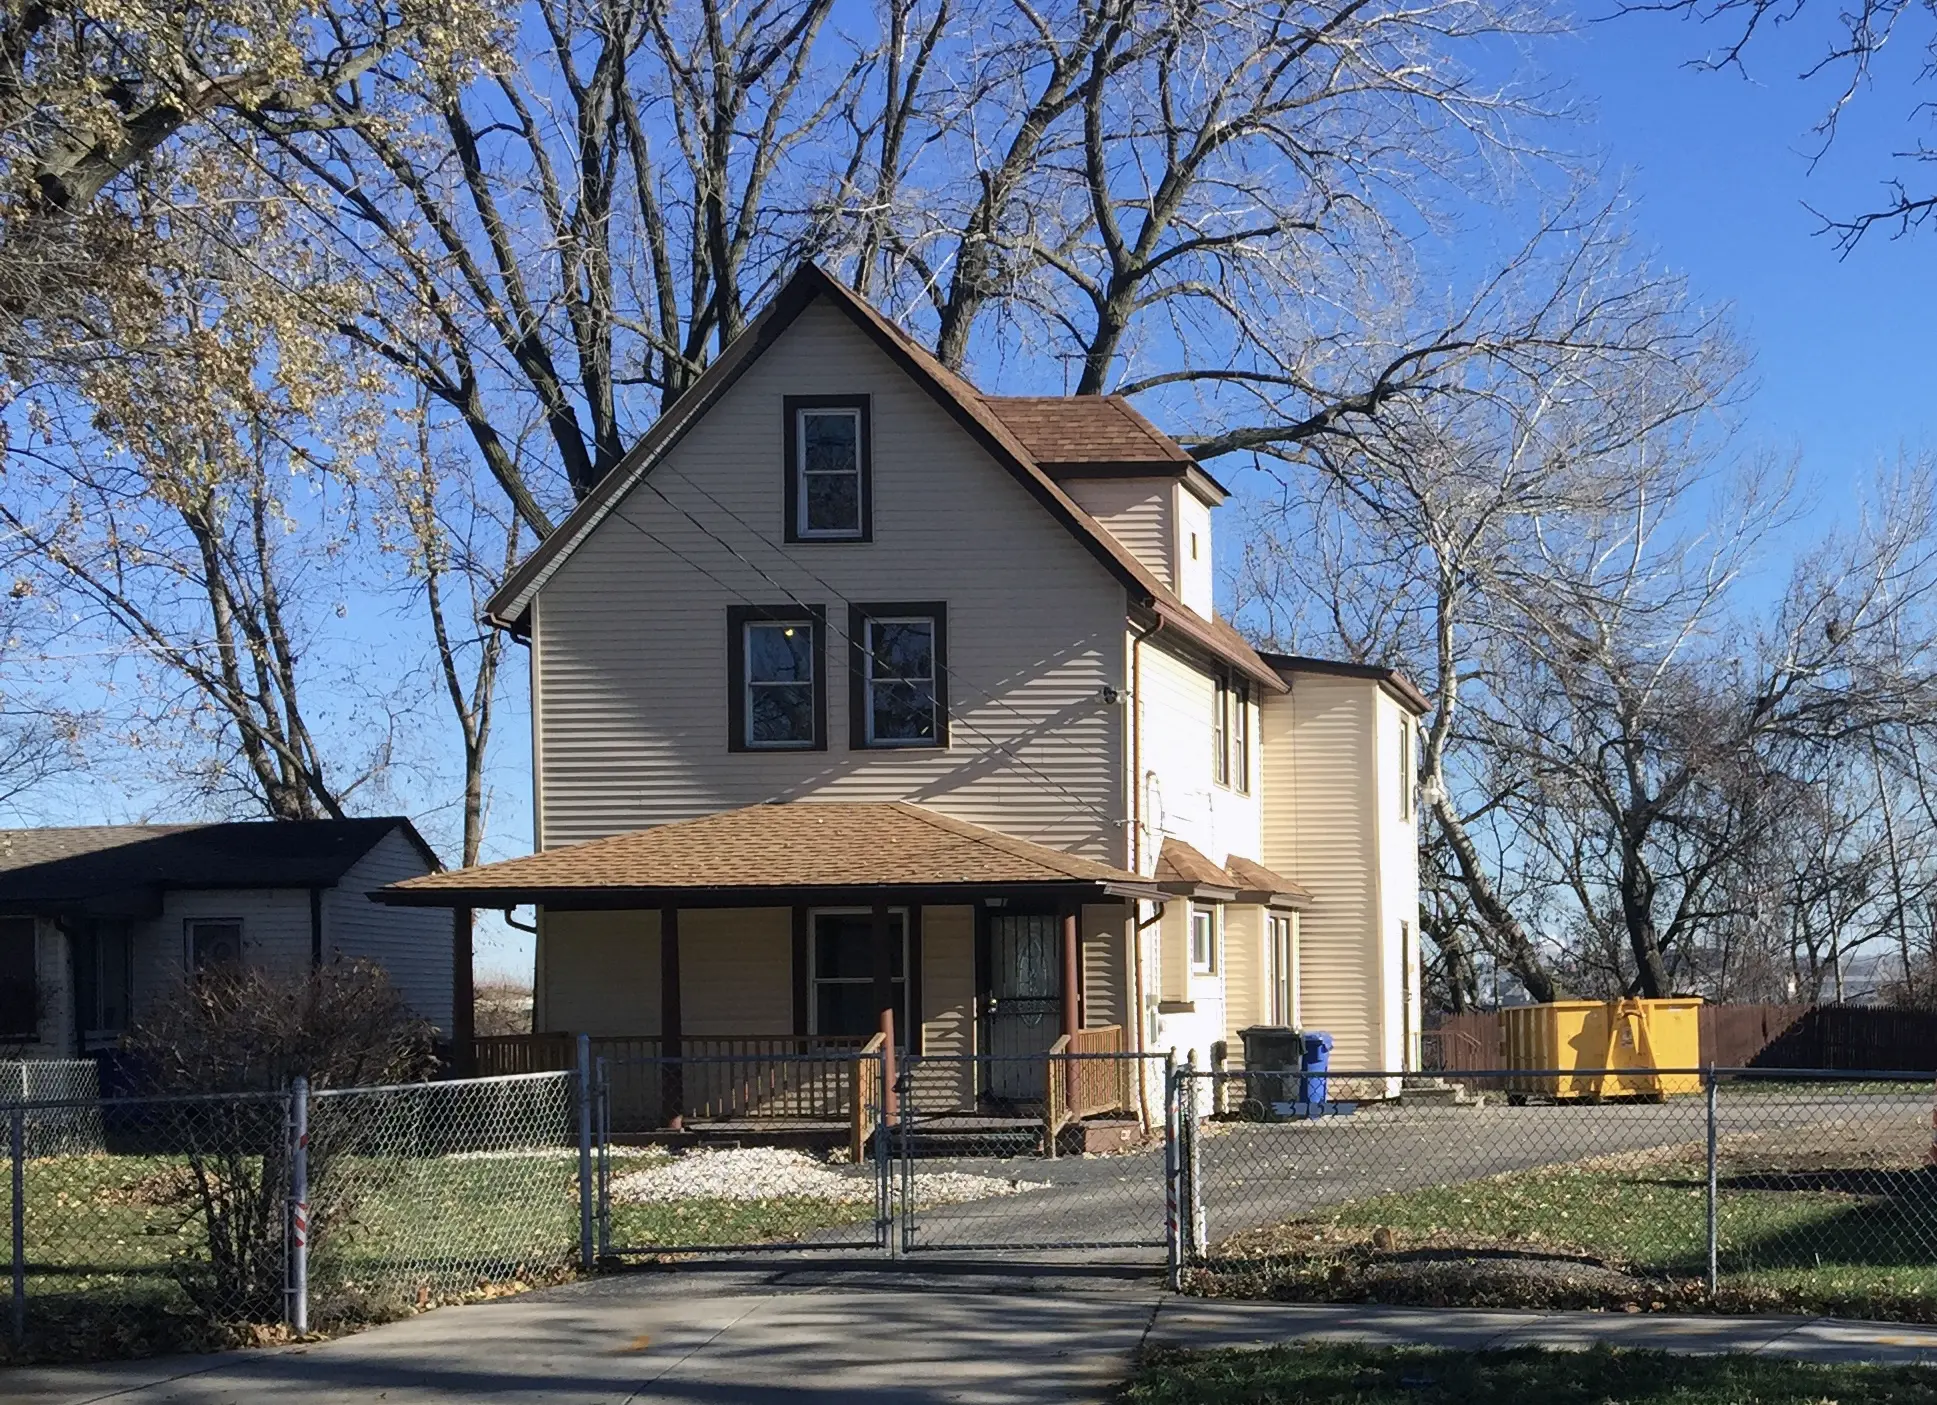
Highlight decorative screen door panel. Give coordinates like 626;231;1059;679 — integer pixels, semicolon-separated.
983;914;1062;1101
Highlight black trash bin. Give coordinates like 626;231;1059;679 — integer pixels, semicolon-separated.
1237;1025;1302;1117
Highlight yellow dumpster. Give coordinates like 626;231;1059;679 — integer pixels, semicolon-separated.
1502;998;1703;1101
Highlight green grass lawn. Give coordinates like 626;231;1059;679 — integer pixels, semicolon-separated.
1121;1344;1937;1404
0;1145;873;1364
1195;1133;1937;1320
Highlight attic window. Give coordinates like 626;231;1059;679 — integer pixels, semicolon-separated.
785;396;871;542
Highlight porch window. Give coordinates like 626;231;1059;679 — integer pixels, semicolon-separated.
727;604;827;751
849;603;948;748
809;909;908;1042
1190;905;1217;974
784;396;871;542
0;917;35;1040
186;918;242;972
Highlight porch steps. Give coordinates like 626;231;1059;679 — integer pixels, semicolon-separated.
1398;1076;1485;1109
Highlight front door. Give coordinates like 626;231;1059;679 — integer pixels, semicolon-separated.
982;913;1062;1102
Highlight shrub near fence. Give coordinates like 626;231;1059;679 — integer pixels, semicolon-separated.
1425;1005;1937;1074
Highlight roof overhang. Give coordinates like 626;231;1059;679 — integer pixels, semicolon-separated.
1260;651;1430;715
1156;881;1240;903
374;879;1167;910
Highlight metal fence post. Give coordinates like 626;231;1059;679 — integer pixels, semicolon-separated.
897;1064;915;1255
1705;1069;1719;1299
576;1034;593;1273
1163;1053;1180;1290
595;1057;611;1262
288;1078;309;1336
877;1050;894;1258
10;1106;24;1348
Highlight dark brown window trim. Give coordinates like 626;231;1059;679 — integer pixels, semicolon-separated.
848;601;950;750
783;395;872;543
907;906;924;1056
726;603;828;753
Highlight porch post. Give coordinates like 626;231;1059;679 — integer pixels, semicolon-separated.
871;900;898;1119
450;908;475;1076
1062;905;1081;1114
660;903;684;1130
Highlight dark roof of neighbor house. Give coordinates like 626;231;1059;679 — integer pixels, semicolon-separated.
481;263;1283;694
0;818;437;917
1222;854;1313;910
375;801;1161;908
1259;651;1432;716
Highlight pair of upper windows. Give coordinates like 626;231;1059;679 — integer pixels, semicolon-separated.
784;397;871;542
728;603;949;752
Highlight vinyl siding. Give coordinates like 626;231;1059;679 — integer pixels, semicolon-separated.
915;904;975;1108
19;917;71;1057
1061;478;1173;587
682;908;793;1036
1079;901;1129;1029
531;298;1127;860
130;889;314;1020
537;909;660;1035
1221;904;1263;1057
1260;675;1382;1071
323;828;451;1031
1374;691;1424;1072
1175;491;1214;618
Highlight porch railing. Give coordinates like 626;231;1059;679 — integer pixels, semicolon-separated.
850;1032;887;1161
1044;1025;1130;1146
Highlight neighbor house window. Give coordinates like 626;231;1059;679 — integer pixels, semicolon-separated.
809;909;908;1044
784;396;871;542
849;603;948;748
727;604;828;752
75;920;130;1045
1268;914;1295;1026
0;917;35;1040
1190;906;1217;974
186;918;242;972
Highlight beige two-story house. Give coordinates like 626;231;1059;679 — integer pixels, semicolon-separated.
381;264;1425;1129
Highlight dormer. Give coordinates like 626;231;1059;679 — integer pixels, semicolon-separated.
980;395;1227;618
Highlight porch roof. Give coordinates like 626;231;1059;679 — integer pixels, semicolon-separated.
1223;854;1313;910
374;801;1163;910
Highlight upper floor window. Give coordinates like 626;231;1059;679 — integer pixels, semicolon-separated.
728;604;828;751
851;603;949;748
784;396;872;542
1213;674;1250;793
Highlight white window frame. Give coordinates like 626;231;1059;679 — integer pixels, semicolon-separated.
1268;913;1294;1025
743;618;818;750
1399;719;1415;820
863;615;940;747
1189;905;1218;975
794;406;865;539
1231;681;1251;795
185;917;244;972
1212;677;1231;788
806;907;910;1039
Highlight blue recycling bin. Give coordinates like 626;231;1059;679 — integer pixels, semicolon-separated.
1299;1031;1333;1109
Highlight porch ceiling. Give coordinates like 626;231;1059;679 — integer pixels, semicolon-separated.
374;801;1164;910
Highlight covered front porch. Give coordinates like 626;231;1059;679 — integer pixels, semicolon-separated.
377;802;1166;1153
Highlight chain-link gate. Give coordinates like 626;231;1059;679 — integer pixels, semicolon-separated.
894;1052;1172;1254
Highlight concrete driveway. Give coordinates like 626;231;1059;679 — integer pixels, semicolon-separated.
12;1261;1937;1404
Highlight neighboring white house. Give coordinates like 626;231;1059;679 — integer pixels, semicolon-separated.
377;263;1426;1119
0;818;455;1058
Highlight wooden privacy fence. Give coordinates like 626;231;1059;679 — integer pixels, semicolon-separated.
1425;1004;1937;1073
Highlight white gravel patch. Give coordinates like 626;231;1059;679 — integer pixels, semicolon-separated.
609;1145;1043;1208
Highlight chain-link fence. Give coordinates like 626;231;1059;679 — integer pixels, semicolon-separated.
1;1069;583;1365
1173;1066;1937;1318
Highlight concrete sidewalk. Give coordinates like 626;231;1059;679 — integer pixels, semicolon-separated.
8;1265;1937;1403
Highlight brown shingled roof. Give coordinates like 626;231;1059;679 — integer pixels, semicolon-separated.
481;264;1280;693
376;802;1160;908
1223;854;1312;910
980;396;1193;468
1153;838;1239;896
